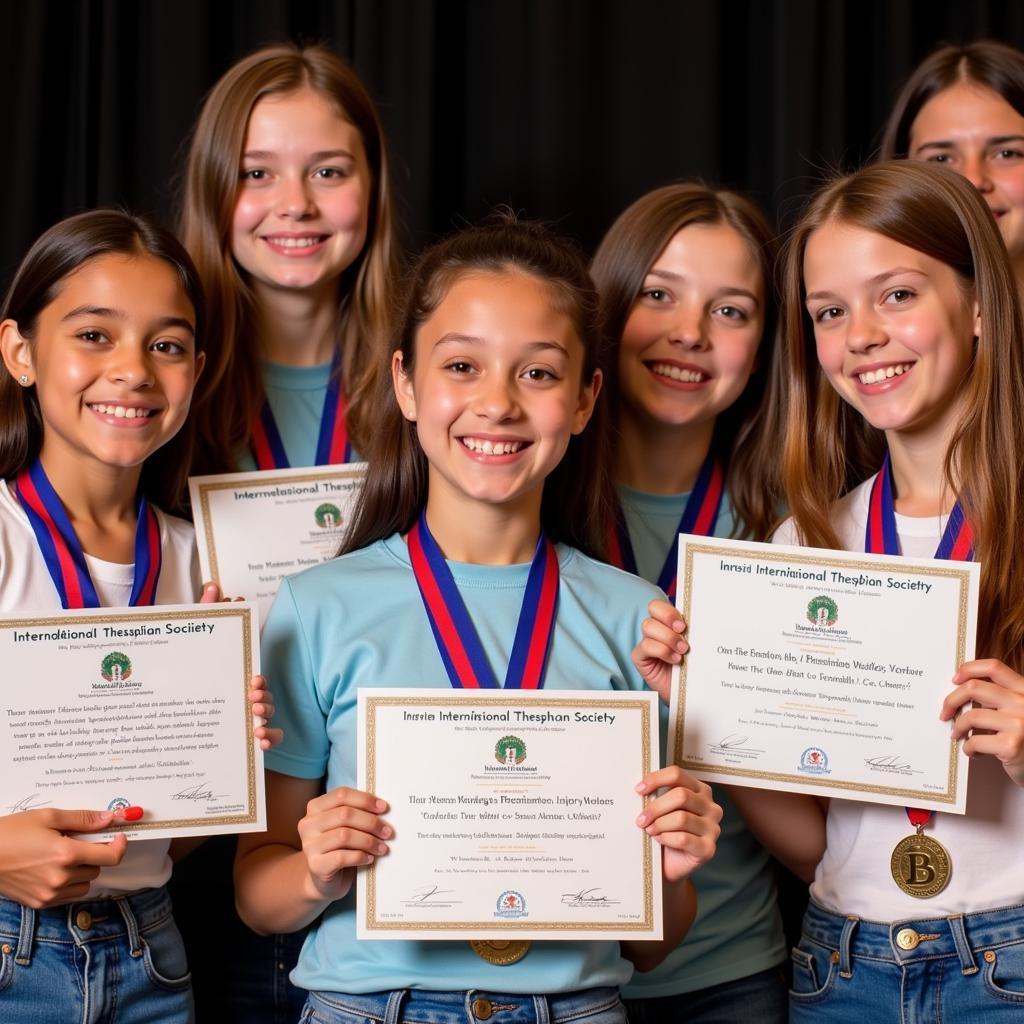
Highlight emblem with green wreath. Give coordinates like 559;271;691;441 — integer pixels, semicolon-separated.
314;502;342;529
806;595;839;627
495;735;527;765
101;651;132;682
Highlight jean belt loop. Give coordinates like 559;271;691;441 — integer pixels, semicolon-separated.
838;915;859;978
383;989;407;1024
113;896;144;958
533;994;551;1024
948;914;978;975
14;904;36;966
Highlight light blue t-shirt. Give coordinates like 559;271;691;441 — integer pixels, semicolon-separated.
263;533;664;995
617;484;787;996
236;360;360;471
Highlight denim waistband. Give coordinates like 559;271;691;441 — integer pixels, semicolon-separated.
308;986;622;1024
802;899;1024;975
0;886;173;964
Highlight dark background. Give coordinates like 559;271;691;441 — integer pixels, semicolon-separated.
3;0;1024;292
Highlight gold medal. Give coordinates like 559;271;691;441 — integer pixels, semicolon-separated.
469;939;531;965
890;827;952;898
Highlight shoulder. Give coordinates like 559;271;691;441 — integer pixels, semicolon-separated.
559;546;664;611
772;478;874;550
283;535;410;611
155;508;195;548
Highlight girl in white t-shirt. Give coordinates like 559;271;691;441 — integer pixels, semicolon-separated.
634;161;1024;1021
0;210;277;1023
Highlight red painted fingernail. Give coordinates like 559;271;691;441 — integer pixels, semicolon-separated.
122;806;144;821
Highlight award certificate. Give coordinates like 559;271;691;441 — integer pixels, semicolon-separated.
189;464;366;624
669;536;979;812
356;688;662;941
0;602;264;840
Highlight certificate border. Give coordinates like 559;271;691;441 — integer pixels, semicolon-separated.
0;606;258;830
673;541;970;804
362;694;656;934
190;465;366;582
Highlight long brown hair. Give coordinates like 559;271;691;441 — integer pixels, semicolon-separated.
880;39;1024;159
0;210;206;512
779;161;1024;669
179;42;399;472
590;182;781;540
342;217;615;560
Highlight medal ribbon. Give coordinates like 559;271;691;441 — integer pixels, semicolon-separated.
865;453;974;560
15;459;162;609
609;453;724;599
250;350;351;469
865;452;974;832
407;510;560;689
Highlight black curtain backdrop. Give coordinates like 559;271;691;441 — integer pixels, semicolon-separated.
3;0;1024;292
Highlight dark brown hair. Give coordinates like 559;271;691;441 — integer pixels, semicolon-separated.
881;39;1024;160
0;209;206;512
342;216;614;559
779;160;1024;670
180;42;399;472
590;182;781;540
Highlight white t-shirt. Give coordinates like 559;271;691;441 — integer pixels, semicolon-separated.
774;475;1024;919
0;481;201;897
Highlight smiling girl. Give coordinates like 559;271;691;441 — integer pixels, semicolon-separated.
234;218;722;1024
180;42;398;472
634;161;1024;1021
0;210;275;1023
591;184;786;1023
881;40;1024;288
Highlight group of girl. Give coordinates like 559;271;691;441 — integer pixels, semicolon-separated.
0;32;1022;1024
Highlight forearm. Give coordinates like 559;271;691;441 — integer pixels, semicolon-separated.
621;876;696;972
725;786;826;882
234;841;342;935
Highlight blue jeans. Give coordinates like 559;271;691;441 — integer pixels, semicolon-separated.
0;886;193;1023
623;965;787;1024
790;899;1024;1023
299;986;626;1024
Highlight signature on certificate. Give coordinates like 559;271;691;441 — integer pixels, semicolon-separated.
710;733;765;759
406;884;458;905
561;887;619;907
7;794;51;814
171;779;226;801
864;754;922;774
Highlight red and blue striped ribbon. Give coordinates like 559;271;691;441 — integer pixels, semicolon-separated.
610;453;725;600
407;510;560;689
15;459;161;608
865;453;974;561
250;350;351;469
865;452;973;833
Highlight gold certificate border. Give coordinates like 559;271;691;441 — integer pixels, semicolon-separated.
673;541;971;803
0;606;257;830
362;694;656;934
191;466;367;582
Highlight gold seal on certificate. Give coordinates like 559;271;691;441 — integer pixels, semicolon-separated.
469;939;531;965
355;688;662;942
668;535;980;812
890;832;952;898
189;464;366;625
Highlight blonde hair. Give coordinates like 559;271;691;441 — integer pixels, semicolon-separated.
179;42;399;472
779;161;1024;669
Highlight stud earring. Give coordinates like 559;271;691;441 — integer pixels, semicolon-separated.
18;374;29;385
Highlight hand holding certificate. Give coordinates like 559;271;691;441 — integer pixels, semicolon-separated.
667;535;979;812
356;689;663;942
0;602;265;841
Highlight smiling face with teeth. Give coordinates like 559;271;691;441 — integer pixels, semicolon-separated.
803;220;979;441
617;223;764;436
231;87;370;302
1;253;203;487
393;270;600;530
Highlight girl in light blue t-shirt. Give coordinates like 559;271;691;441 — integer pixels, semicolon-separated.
591;184;788;1022
236;217;723;1024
